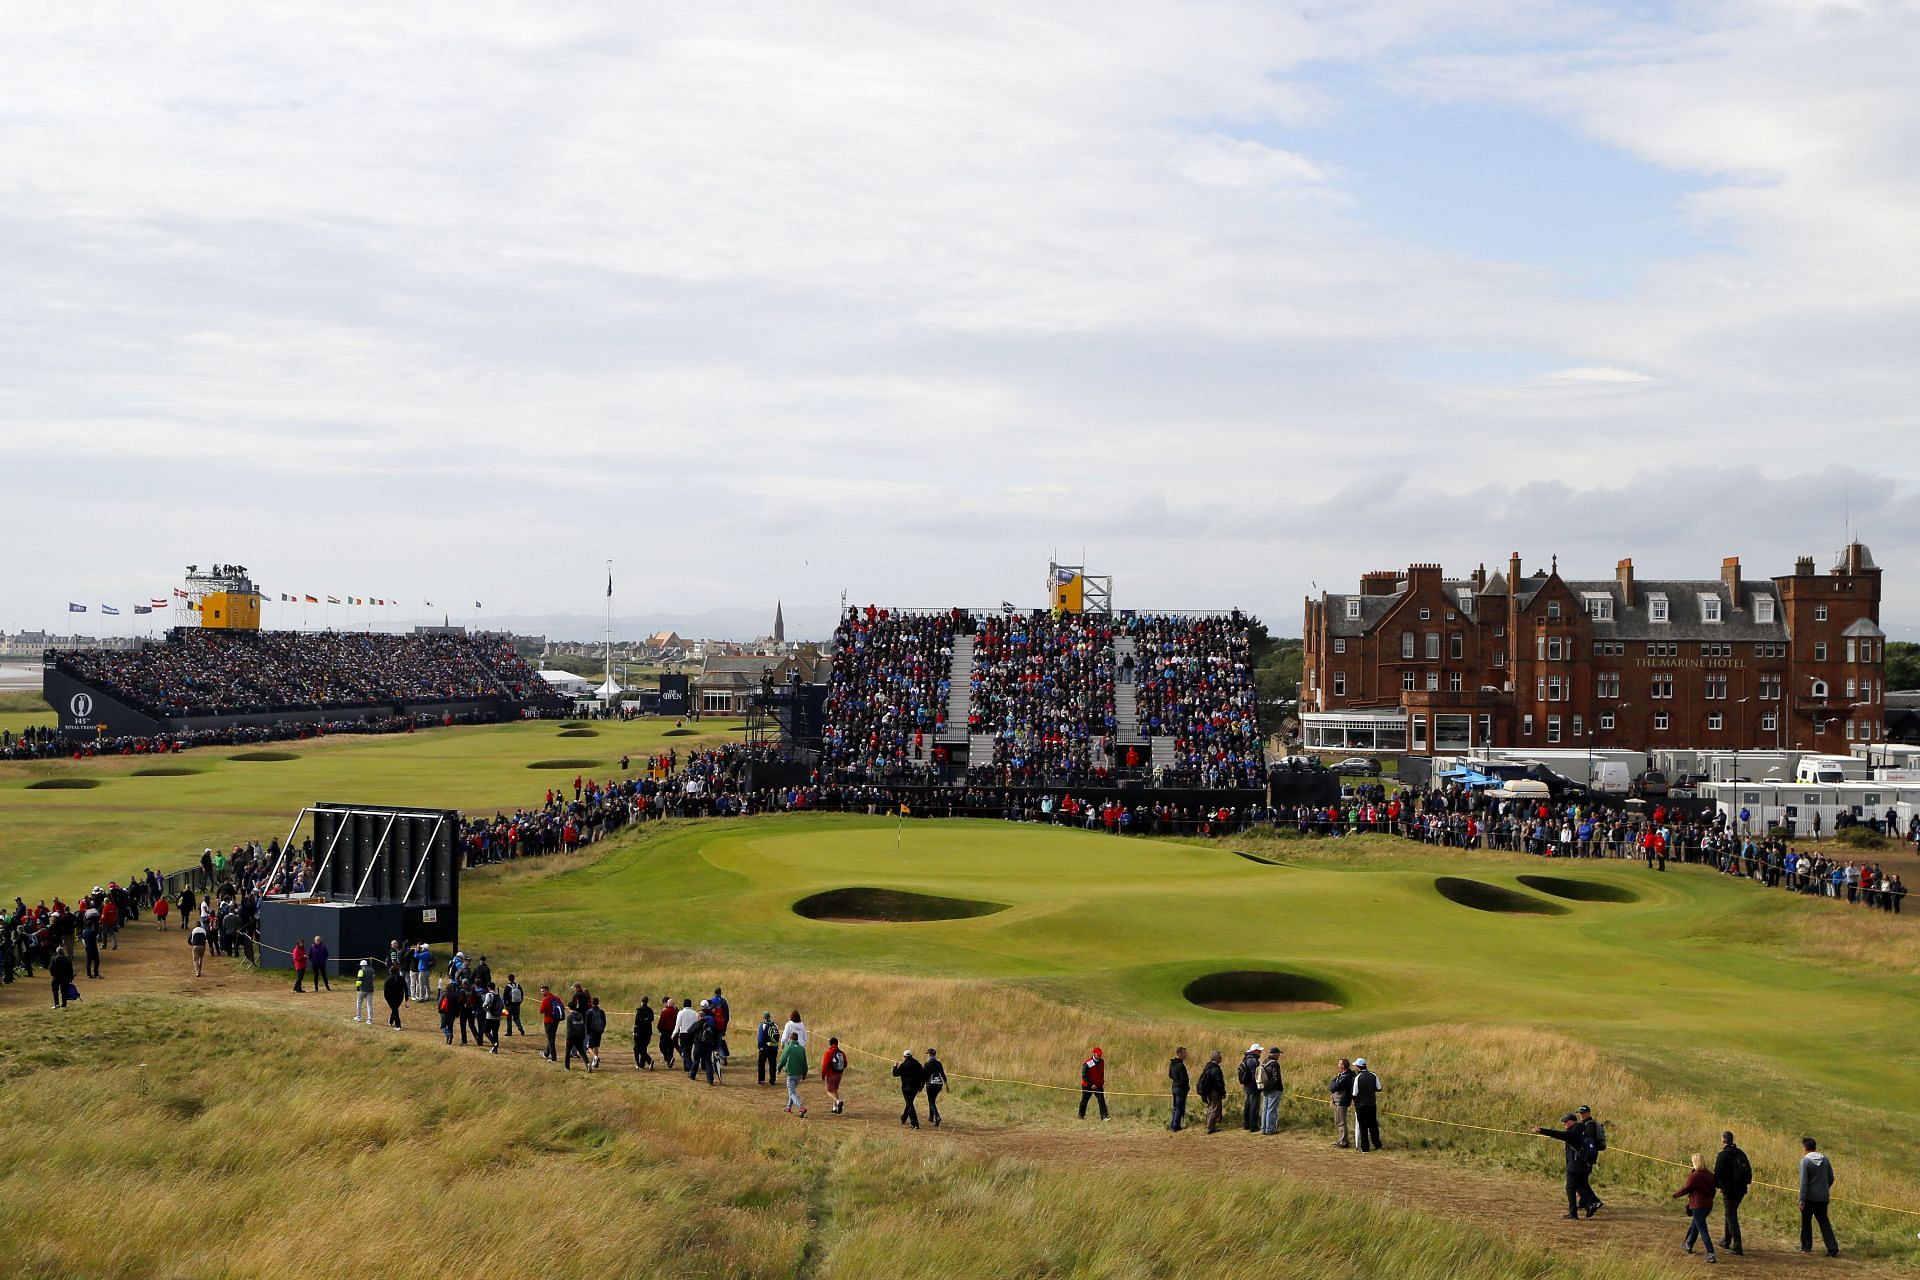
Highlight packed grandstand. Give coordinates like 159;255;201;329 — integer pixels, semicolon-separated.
48;629;562;719
823;605;1263;788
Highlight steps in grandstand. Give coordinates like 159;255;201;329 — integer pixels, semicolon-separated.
1150;738;1178;774
1112;636;1145;745
969;732;998;764
940;635;973;744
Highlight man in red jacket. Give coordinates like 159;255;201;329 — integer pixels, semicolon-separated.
1079;1047;1109;1120
538;984;565;1061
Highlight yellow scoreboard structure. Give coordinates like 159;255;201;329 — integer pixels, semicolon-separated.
1047;561;1111;615
184;563;263;631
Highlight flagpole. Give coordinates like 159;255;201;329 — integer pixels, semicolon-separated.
605;558;614;704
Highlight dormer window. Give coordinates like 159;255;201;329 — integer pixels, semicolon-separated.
1649;594;1669;623
1547;601;1561;619
1583;593;1613;621
1753;595;1774;625
1699;594;1722;624
1345;599;1361;620
1459;591;1473;614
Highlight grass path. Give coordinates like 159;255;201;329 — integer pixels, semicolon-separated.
5;920;1897;1280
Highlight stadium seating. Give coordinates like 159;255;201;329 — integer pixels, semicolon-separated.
821;606;959;778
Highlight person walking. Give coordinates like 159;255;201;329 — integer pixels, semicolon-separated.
1259;1045;1285;1135
1167;1046;1191;1132
781;1009;809;1049
1329;1057;1356;1148
893;1048;926;1128
1531;1113;1598;1218
821;1036;847;1114
1351;1058;1382;1152
383;964;406;1028
291;939;308;992
1238;1043;1262;1132
539;984;564;1061
189;920;208;977
353;960;376;1025
48;945;74;1009
657;998;678;1069
438;984;458;1044
1798;1137;1839;1257
1078;1047;1109;1121
1672;1153;1718;1262
924;1048;946;1128
563;1001;589;1070
1714;1131;1751;1255
779;1032;809;1117
689;1000;718;1085
633;997;656;1069
674;997;700;1073
757;1011;781;1086
1576;1105;1607;1212
504;975;525;1036
309;936;331;991
481;982;503;1053
1197;1050;1227;1134
154;896;169;930
80;922;102;980
584;996;606;1071
412;943;432;1002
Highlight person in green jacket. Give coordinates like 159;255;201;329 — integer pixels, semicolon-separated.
779;1033;809;1118
352;959;376;1025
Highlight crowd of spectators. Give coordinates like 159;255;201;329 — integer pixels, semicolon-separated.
821;606;957;780
50;629;564;720
969;611;1116;784
1128;612;1262;789
0;715;433;761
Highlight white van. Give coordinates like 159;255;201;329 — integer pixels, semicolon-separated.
1795;755;1857;785
1590;761;1631;795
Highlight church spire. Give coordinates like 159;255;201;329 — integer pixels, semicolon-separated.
773;599;785;644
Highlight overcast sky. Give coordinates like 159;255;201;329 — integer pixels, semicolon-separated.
4;2;1917;640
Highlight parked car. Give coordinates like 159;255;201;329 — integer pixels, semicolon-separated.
1632;768;1670;798
1330;756;1379;777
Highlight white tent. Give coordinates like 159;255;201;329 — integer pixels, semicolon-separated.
537;668;594;695
594;677;624;700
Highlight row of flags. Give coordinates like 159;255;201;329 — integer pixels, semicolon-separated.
67;596;486;614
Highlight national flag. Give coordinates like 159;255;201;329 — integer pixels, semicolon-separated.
373;598;384;606
281;593;290;601
304;594;318;604
474;601;483;608
172;588;189;599
150;597;167;608
68;603;86;613
607;572;613;598
327;596;341;604
100;604;120;616
424;599;434;608
134;605;153;615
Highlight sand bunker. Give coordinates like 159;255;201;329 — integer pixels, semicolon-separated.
557;729;600;738
1184;970;1343;1013
526;758;603;769
1516;875;1640;904
230;751;298;762
129;767;203;777
26;778;102;790
1434;876;1568;915
793;888;1008;923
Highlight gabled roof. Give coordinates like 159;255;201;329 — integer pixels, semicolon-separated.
1568;578;1787;642
1842;617;1885;639
1323;593;1402;638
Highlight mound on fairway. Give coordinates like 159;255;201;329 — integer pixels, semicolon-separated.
1433;877;1567;915
230;751;297;762
1184;970;1342;1013
129;767;203;777
25;778;102;790
663;728;698;737
526;758;603;770
559;721;590;729
1516;875;1640;904
792;887;1008;923
1234;850;1281;866
557;729;600;738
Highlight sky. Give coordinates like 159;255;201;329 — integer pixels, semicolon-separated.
3;1;1918;641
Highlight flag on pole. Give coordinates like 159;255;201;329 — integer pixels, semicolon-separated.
134;605;153;615
281;593;290;601
68;603;86;612
607;572;613;598
474;601;483;608
327;596;341;604
150;597;167;608
101;604;121;615
304;594;318;603
172;588;189;599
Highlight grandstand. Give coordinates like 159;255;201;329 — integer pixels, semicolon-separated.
822;605;1264;789
44;628;565;740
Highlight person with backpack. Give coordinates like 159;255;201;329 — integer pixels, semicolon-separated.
1258;1046;1285;1134
1576;1105;1607;1213
353;960;376;1025
1351;1058;1382;1152
757;1011;781;1086
1078;1047;1109;1121
1671;1153;1718;1263
893;1048;926;1129
1197;1050;1227;1133
438;984;459;1044
189;920;208;977
564;1001;590;1070
1714;1130;1752;1255
1531;1112;1600;1218
822;1037;848;1114
633;997;655;1069
584;996;606;1071
383;964;406;1028
504;975;525;1036
709;986;730;1063
538;984;565;1061
924;1048;947;1128
1237;1044;1262;1132
480;982;503;1053
1798;1137;1839;1256
778;1032;809;1117
1328;1058;1356;1148
1167;1046;1191;1132
674;997;699;1072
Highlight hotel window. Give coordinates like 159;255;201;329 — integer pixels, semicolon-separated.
1538;678;1547;701
1846;678;1856;698
1401;631;1415;659
1761;711;1777;732
1548;675;1563;701
1537;635;1546;661
1815;605;1828;622
1459;592;1474;614
1572;715;1583;738
1547;715;1561;744
1419;608;1431;620
1333;638;1346;653
1523;714;1534;736
1494;625;1505;638
1846;720;1856;740
1426;672;1439;691
1413;716;1428;750
1651;674;1674;699
1426;632;1440;659
1597;672;1620;698
1814;642;1827;662
1600;712;1615;730
1847;639;1857;662
1478;714;1492;743
1403;671;1416;692
1699;594;1722;623
1332;673;1345;697
1708;713;1723;731
1654;712;1670;731
1550;637;1565;661
1448;672;1462;692
1754;595;1774;624
1649;594;1669;623
1704;675;1727;700
1346;599;1361;620
1492;651;1505;668
1450;634;1463;660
